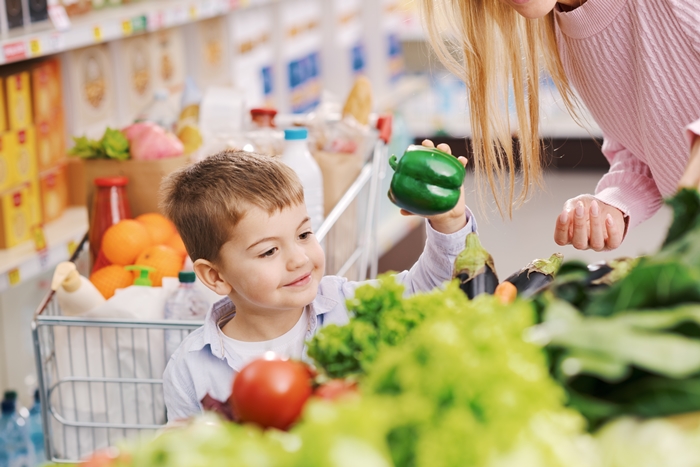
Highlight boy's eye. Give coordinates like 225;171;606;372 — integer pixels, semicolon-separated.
259;247;277;258
299;231;313;240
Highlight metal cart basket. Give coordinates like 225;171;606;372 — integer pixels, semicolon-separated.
31;116;392;463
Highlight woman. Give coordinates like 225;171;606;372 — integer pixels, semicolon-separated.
418;0;700;251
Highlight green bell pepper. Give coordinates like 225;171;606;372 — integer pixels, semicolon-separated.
388;145;466;216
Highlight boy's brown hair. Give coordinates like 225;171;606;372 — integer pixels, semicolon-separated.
160;150;304;263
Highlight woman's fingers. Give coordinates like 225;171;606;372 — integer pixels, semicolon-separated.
588;200;605;251
554;210;571;246
605;214;624;249
572;201;589;249
437;143;452;155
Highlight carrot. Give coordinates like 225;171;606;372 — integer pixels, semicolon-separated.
494;281;517;305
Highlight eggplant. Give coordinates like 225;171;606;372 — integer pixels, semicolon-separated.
586;257;639;288
453;233;498;299
504;253;563;298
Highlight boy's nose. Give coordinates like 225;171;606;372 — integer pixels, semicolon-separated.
287;246;308;269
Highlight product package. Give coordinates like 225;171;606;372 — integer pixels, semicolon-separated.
5;71;33;131
230;6;275;108
150;27;187;105
7;127;37;186
187;17;231;89
0;184;32;248
62;45;118;140
39;163;68;223
110;35;155;127
322;0;365;99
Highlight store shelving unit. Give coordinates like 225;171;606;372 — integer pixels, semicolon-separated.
0;207;87;293
0;0;272;64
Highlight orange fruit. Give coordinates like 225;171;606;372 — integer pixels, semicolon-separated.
90;265;134;299
102;220;152;266
134;245;184;286
165;233;188;258
136;213;177;245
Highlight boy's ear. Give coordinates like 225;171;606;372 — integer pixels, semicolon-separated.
193;259;233;296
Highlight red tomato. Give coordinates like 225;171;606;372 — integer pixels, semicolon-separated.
314;379;358;401
228;357;313;431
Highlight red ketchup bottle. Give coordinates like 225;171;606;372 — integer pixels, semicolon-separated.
89;176;131;272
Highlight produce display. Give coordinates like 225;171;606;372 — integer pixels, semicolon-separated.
79;189;700;467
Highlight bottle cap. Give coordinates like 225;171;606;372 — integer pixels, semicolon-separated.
284;127;308;140
124;265;155;287
1;399;14;415
94;176;128;188
3;390;17;401
178;271;196;283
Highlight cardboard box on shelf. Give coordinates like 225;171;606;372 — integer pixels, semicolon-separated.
7;127;37;186
5;72;33;131
0;136;10;192
31;58;63;122
151;27;186;103
62;44;117;140
0;184;32;248
187;17;231;89
39;164;68;223
67;154;191;219
111;35;155;127
0;78;6;134
36;115;66;172
27;179;43;227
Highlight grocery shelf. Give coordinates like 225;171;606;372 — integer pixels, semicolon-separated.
0;206;88;292
0;0;271;64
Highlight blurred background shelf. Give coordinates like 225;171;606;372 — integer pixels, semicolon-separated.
0;207;87;293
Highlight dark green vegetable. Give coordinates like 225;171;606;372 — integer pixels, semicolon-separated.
453;232;498;299
388;144;466;216
504;253;563;298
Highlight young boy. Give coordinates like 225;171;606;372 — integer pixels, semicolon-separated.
161;145;475;421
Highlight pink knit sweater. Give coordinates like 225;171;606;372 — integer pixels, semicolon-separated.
554;0;700;228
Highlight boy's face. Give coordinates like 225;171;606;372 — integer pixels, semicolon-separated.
215;202;325;315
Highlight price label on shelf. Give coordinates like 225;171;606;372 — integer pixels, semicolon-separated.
189;5;198;19
67;240;78;257
49;33;65;53
132;15;147;33
8;268;20;287
122;19;133;36
29;39;41;56
93;25;103;42
32;226;47;252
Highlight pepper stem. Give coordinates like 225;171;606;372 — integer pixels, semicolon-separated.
528;253;564;277
453;233;495;278
389;155;398;171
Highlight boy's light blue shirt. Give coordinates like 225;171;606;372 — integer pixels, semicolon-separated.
164;211;477;422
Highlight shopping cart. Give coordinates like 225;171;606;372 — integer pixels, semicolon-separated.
31;115;393;463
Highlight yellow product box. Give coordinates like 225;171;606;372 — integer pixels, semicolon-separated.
0;184;32;248
0;77;6;133
6;72;33;131
32;59;63;122
7;127;37;185
39;164;67;223
35;119;64;172
27;179;43;227
0;135;10;192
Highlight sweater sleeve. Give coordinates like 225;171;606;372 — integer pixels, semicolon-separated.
594;137;663;229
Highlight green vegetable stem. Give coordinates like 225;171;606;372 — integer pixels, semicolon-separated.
387;145;466;216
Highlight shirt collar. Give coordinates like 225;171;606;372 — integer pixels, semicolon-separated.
190;293;339;358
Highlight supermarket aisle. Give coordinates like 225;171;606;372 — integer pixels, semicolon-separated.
464;170;671;277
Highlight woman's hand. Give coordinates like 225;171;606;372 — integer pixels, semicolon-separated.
553;195;626;251
678;135;700;189
401;139;468;234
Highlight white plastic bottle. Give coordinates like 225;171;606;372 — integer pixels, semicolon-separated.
51;262;106;316
164;272;209;359
281;127;324;232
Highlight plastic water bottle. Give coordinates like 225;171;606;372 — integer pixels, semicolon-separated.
164;272;209;359
0;395;34;467
281;128;324;233
27;391;45;465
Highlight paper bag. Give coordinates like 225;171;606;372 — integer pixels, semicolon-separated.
67;155;191;221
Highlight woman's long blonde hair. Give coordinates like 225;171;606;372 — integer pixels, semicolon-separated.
418;0;579;216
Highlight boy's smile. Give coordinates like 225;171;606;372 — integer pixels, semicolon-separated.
211;202;325;341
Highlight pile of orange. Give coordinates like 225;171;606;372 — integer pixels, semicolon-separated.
90;213;189;298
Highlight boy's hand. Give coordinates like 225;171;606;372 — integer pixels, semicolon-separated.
399;139;468;234
553;195;626;251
